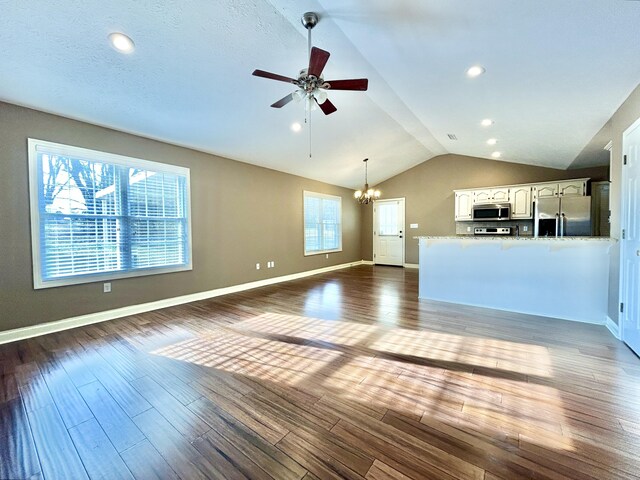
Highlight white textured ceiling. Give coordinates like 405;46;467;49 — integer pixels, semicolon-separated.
1;0;639;187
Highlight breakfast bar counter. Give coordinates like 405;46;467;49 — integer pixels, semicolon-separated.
417;236;613;324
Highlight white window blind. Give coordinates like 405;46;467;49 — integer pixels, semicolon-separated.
28;139;192;288
303;191;342;255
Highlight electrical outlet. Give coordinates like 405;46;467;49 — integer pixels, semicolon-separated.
271;261;275;268
325;254;329;259
467;226;471;232
103;282;111;293
256;263;260;270
523;225;528;232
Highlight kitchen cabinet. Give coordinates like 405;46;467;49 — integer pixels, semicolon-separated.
473;188;509;204
558;180;586;197
473;189;492;204
453;177;589;223
491;188;510;203
454;191;473;221
534;183;558;199
533;180;586;200
511;186;532;219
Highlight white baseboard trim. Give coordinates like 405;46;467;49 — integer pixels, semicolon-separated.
606;316;621;340
364;261;418;268
0;260;367;345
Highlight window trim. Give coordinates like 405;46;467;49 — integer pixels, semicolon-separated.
303;190;343;256
28;138;193;289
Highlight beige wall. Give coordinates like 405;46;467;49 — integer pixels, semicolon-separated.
360;154;609;264
0;102;362;332
605;83;640;324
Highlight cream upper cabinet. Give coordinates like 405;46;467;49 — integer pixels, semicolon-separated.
558;180;586;197
474;188;509;204
491;188;510;203
473;189;492;204
454;191;473;221
534;180;587;199
534;183;558;199
511;186;532;219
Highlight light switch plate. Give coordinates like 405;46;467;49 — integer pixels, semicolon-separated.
410;223;418;229
103;282;111;293
256;263;260;270
523;225;529;232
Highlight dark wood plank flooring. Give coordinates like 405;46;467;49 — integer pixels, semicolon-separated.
1;265;640;479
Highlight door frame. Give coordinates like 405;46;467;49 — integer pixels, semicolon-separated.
619;115;640;345
372;197;406;266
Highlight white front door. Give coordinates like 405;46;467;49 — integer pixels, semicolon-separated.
622;119;640;356
374;198;405;266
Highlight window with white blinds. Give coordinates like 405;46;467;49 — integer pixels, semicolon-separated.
303;191;342;255
28;139;192;289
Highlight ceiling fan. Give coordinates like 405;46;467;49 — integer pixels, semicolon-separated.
252;12;368;116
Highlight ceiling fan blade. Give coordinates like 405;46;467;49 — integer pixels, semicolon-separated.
252;69;297;84
316;97;337;115
325;79;369;91
308;47;331;78
271;93;295;108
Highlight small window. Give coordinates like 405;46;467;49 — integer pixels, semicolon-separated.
28;139;192;288
303;191;342;255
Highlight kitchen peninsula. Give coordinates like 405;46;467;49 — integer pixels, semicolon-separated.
418;236;613;324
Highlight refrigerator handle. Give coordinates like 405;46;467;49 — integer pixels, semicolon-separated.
560;213;565;237
555;213;559;237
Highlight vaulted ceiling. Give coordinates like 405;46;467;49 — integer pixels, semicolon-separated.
1;0;639;188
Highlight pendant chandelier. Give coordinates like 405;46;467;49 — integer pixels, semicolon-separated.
354;158;381;204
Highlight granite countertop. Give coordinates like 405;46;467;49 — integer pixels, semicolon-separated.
414;236;614;242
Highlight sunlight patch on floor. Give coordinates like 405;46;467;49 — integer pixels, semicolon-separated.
150;312;574;451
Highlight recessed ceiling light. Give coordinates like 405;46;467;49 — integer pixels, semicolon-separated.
466;65;486;78
487;138;498;146
481;119;494;127
108;32;135;54
290;122;302;132
491;151;502;158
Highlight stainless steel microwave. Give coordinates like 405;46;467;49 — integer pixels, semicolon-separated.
472;203;511;221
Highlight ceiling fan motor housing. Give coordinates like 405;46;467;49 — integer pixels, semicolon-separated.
297;69;328;93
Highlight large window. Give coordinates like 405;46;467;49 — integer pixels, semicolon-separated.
303;191;342;255
28;139;192;288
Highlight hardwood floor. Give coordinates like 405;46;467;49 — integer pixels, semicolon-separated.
1;265;640;479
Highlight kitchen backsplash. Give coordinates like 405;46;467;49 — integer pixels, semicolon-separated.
455;220;535;236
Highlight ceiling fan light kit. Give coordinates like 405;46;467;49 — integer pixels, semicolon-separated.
354;158;381;204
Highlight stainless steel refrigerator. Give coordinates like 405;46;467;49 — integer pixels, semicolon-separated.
534;196;591;237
